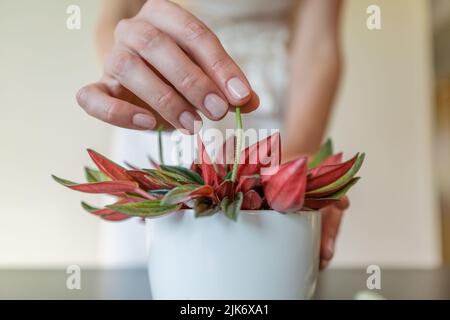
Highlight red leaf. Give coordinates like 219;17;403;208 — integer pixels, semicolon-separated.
309;153;345;177
147;155;160;169
215;135;235;179
190;185;215;198
90;198;142;221
215;180;234;201
241;190;263;210
53;175;154;199
162;184;216;205
190;162;202;176
196;135;218;187
87;149;132;181
306;154;358;191
126;170;162;190
64;180;139;194
102;213;131;221
236;132;281;177
263;157;307;213
236;175;260;193
320;152;343;166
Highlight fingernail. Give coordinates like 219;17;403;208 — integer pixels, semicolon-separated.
132;113;156;129
204;93;228;119
227;77;250;100
325;238;335;259
179;111;201;134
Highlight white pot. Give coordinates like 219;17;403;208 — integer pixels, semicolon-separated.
145;209;321;300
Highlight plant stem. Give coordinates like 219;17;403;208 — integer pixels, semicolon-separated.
157;125;164;165
231;107;243;182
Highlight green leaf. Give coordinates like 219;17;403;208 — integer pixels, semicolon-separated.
148;189;170;197
161;184;213;205
107;200;181;217
324;177;360;199
84;167;109;183
160;165;204;185
308;139;333;169
81;201;100;213
161;184;199;205
307;153;365;196
143;169;180;187
194;198;219;218
223;170;232;180
220;191;243;221
52;175;77;186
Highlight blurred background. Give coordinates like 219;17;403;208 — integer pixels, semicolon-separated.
0;0;448;269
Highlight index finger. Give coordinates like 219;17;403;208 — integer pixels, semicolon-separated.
140;0;258;111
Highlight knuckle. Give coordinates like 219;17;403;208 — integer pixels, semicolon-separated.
210;56;232;74
105;100;122;123
179;71;203;91
154;90;175;110
114;19;131;40
184;19;209;41
136;24;164;53
110;51;135;77
143;0;161;10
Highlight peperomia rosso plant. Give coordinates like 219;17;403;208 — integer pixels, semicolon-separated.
53;107;364;221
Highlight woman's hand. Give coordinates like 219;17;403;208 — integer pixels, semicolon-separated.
319;196;349;270
77;0;259;134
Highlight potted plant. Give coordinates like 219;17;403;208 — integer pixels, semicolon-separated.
53;108;364;299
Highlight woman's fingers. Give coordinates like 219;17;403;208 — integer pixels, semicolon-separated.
115;19;229;120
76;83;157;130
240;91;260;114
141;0;257;109
335;196;350;210
319;203;346;270
105;49;203;134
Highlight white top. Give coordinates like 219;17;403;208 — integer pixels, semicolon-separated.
100;0;298;267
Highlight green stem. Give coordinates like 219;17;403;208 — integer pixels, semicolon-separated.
231;107;243;182
157;125;164;165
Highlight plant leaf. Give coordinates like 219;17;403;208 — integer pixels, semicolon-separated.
81;201;100;213
52;175;139;194
241;190;263;210
148;189;170;197
263;157;308;213
147;155;161;169
87;149;131;181
220;191;243;221
306;153;365;196
160;165;204;185
215;135;236;179
126;170;162;190
107;200;181;217
304;177;360;209
84;167;109;183
161;184;214;205
194;198;219;218
306;154;359;191
308;139;333;169
320;152;343;166
236;175;260;193
215;180;234;201
196;135;218;187
235;132;281;177
142;169;179;188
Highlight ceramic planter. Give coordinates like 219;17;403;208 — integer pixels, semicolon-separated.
145;209;321;300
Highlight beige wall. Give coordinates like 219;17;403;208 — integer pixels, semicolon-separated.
0;0;108;267
0;0;442;267
331;0;441;267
